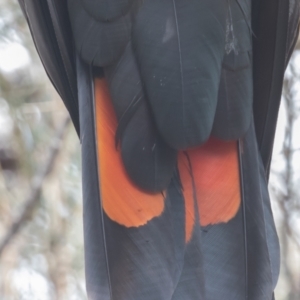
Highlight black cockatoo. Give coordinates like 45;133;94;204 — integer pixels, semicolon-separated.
18;0;300;299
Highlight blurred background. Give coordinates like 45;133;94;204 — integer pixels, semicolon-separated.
0;0;298;299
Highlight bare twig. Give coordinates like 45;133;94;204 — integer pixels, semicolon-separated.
0;115;71;256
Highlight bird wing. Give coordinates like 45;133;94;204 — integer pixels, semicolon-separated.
18;0;79;135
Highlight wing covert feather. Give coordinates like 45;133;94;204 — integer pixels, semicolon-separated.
212;0;253;139
81;0;134;21
132;0;227;149
105;43;177;192
68;0;131;66
68;0;254;152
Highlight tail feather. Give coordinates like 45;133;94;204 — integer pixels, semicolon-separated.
91;76;279;300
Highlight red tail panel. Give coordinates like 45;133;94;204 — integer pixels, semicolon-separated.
179;138;241;238
94;78;165;228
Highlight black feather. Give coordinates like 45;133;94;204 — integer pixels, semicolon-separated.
201;211;247;300
81;0;134;21
212;0;253;139
103;177;186;300
241;122;280;299
105;43;177;192
132;0;227;149
68;0;131;66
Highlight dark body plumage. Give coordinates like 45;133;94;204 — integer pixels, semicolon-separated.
18;0;300;299
68;0;254;190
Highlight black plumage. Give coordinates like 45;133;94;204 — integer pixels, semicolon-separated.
18;0;299;299
105;43;177;192
132;0;227;149
81;0;134;21
68;0;131;66
212;0;253;139
67;0;255;189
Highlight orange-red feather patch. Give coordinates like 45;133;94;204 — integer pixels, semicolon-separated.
94;78;165;227
189;138;241;227
94;78;240;238
179;138;241;242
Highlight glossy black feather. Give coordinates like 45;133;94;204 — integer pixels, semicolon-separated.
132;0;227;149
81;0;134;21
103;177;186;300
77;58;111;299
201;210;247;300
212;65;253;139
105;43;177;192
212;0;253;139
121;109;177;192
18;0;80;135
171;229;205;300
241;122;280;299
68;0;131;66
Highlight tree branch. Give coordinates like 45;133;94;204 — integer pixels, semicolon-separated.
0;116;71;256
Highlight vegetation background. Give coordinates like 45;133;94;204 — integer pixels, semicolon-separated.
0;0;299;299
